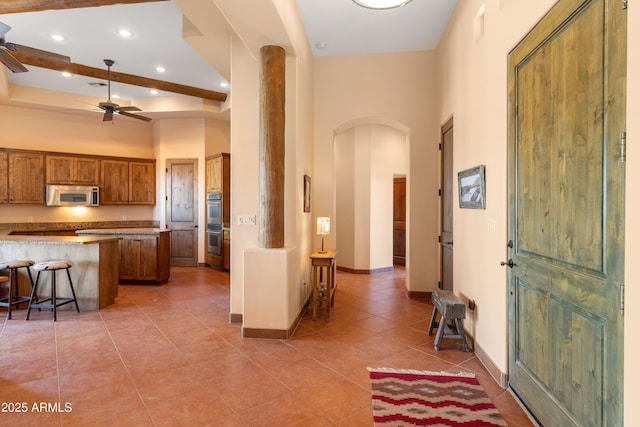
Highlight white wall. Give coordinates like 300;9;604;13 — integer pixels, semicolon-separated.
335;123;407;271
314;51;438;291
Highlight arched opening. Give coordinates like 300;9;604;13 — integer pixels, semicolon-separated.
333;119;409;273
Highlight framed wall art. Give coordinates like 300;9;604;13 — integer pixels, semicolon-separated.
458;165;486;209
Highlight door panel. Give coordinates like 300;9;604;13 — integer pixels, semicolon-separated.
507;1;625;425
393;177;406;266
166;159;198;267
440;118;453;290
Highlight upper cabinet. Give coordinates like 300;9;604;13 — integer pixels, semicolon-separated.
205;155;223;193
46;155;100;185
101;159;155;205
129;161;155;205
0;151;8;204
8;152;45;204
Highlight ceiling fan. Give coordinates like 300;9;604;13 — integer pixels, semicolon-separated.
98;59;151;122
0;21;71;73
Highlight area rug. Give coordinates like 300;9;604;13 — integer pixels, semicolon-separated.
368;368;508;427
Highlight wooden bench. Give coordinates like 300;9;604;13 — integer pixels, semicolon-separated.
427;289;469;352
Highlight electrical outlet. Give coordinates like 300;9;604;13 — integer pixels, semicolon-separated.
238;215;256;225
27;216;33;223
468;299;476;311
122;214;127;220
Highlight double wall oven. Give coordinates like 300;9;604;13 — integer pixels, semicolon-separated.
206;192;222;256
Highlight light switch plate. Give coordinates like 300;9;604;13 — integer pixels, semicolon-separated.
238;215;256;225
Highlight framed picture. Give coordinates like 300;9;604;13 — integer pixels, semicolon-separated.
458;165;486;209
303;174;311;212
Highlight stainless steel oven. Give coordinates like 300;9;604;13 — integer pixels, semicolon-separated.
206;192;222;230
207;230;222;255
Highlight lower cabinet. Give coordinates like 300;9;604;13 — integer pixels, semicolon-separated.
77;229;170;284
120;233;170;283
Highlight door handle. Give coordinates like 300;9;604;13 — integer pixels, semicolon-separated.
444;241;453;245
500;259;516;268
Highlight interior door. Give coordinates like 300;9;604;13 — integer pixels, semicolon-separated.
440;118;453;291
507;1;625;425
393;177;406;266
166;159;198;267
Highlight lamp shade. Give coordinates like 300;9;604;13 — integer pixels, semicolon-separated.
316;217;330;235
352;0;413;10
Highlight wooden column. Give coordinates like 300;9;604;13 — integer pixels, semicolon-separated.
259;45;286;248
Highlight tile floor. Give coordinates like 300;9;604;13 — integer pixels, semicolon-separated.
0;266;536;426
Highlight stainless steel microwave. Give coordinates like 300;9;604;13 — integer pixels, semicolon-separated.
46;185;100;207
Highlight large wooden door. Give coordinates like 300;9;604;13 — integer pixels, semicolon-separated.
440;118;454;291
166;159;198;267
507;1;625;426
393;177;406;266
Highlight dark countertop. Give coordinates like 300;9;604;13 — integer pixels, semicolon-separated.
77;228;170;235
0;235;121;245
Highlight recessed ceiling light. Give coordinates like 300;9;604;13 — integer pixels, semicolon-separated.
352;0;413;10
220;82;229;88
112;94;120;99
61;71;71;77
155;66;166;73
51;34;65;42
149;89;159;95
118;29;133;38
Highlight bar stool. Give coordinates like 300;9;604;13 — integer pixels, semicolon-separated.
0;260;35;319
26;261;80;321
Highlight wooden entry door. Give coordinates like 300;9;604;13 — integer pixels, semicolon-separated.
440;118;453;291
393;177;406;266
166;159;199;267
507;1;625;425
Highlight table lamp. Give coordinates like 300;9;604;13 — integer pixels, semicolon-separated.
316;217;330;253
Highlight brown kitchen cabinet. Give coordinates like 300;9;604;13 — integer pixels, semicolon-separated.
77;229;170;284
8;151;45;204
223;229;231;270
46;155;100;185
100;159;155;205
0;151;8;204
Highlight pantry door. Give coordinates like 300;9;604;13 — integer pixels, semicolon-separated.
166;159;199;267
506;0;625;425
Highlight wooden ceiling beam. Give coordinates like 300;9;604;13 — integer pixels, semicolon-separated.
0;0;167;14
11;52;228;102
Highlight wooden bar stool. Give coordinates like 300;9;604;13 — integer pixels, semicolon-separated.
0;260;35;319
26;261;80;321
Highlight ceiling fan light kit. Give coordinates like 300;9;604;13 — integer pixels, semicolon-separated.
352;0;413;10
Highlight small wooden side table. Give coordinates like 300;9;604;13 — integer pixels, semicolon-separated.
310;249;337;321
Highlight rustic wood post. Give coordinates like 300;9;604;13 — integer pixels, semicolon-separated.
259;45;286;248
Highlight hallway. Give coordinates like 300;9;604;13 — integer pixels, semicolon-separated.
0;266;535;426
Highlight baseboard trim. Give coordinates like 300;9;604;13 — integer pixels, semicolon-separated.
475;341;509;389
229;312;242;323
240;296;310;340
337;266;394;275
407;290;431;299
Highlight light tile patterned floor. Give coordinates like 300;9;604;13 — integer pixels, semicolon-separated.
0;266;536;426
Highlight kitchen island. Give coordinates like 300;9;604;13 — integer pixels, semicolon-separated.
0;235;120;311
77;228;170;284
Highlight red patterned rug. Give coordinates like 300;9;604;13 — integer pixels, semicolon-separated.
368;368;508;427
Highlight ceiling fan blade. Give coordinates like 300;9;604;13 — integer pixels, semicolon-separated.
0;49;28;73
118;110;152;122
103;111;113;122
117;106;142;112
11;43;70;63
0;22;10;38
